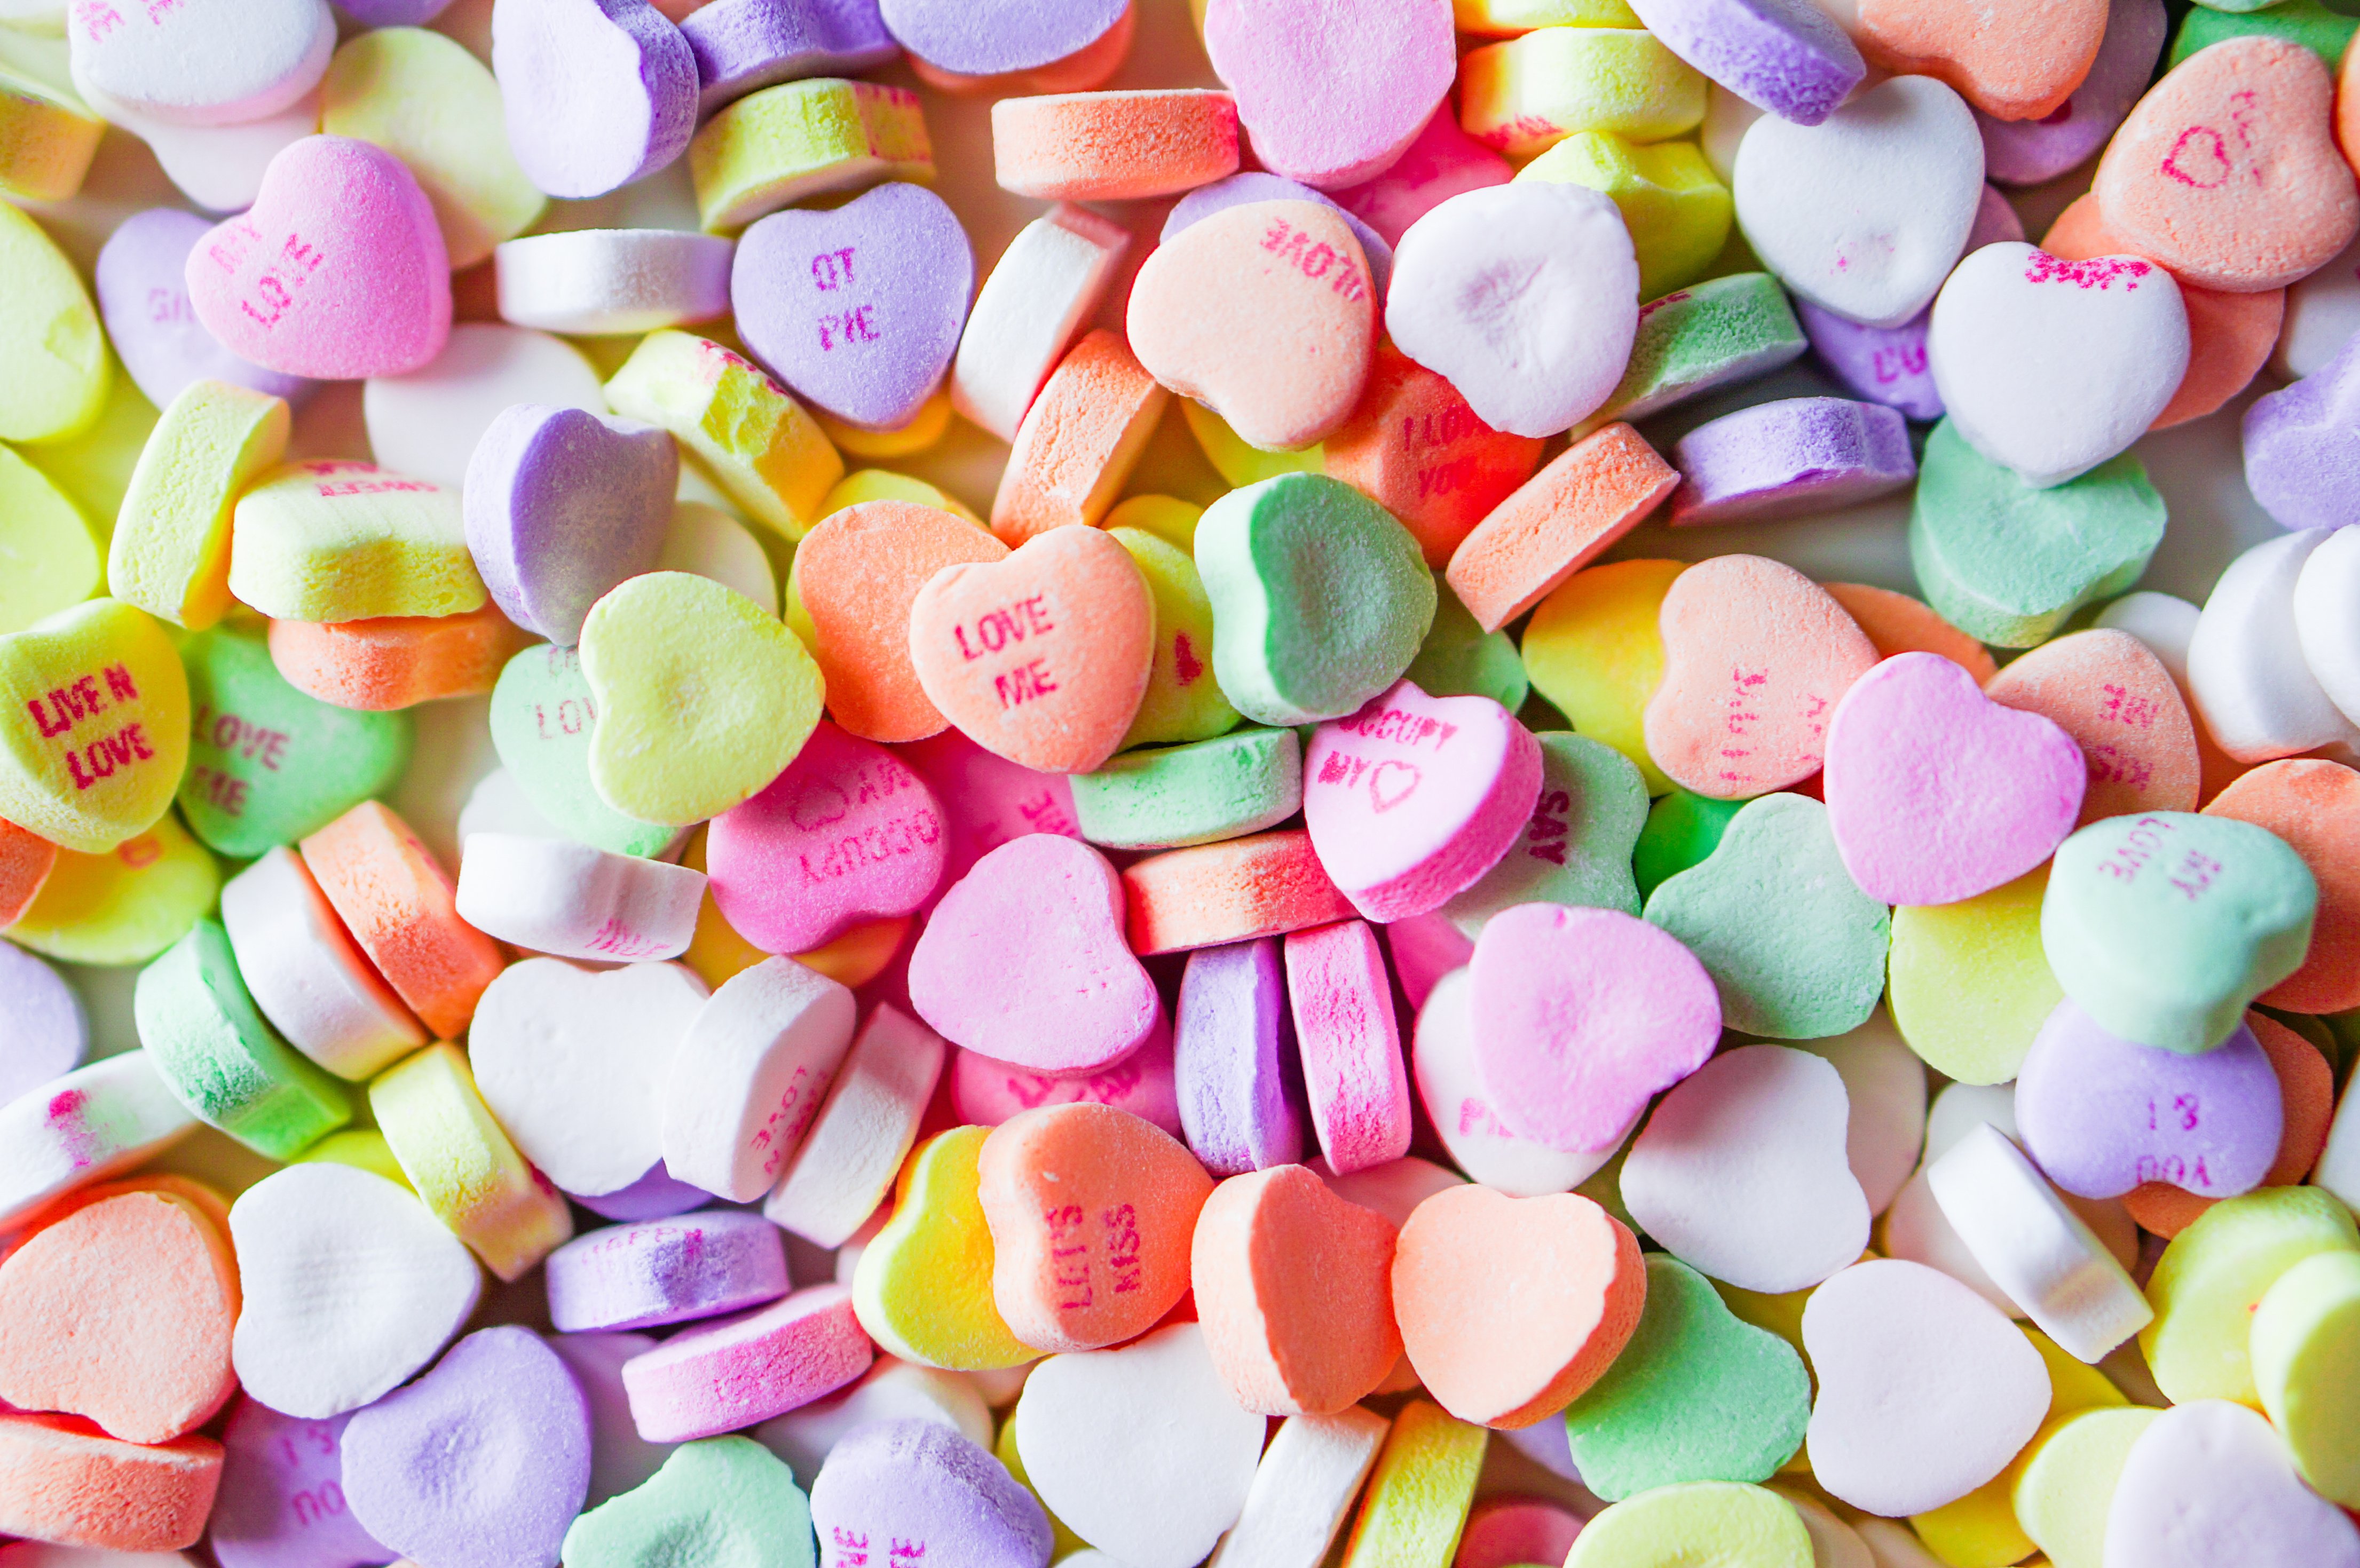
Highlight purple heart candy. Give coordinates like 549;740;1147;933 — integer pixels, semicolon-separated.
95;208;316;411
1797;300;1942;421
545;1210;794;1333
2244;329;2360;534
810;1420;1053;1568
1163;171;1395;302
577;1160;716;1221
1173;937;1307;1178
1624;0;1865;127
336;0;457;22
2015;999;2284;1201
1978;0;2167;187
681;0;900;116
342;1327;593;1568
493;0;700;200
209;1398;397;1568
876;0;1125;74
733;182;974;431
1668;395;1916;526
463;404;678;645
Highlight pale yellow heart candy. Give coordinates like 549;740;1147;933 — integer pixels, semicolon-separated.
109;379;289;631
227;460;484;623
1564;1481;1812;1568
0;445;100;636
0;196;108;444
0;598;190;853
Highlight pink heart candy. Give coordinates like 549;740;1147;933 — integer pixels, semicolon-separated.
1303;680;1542;922
1469;903;1722;1152
2106;1400;2360;1568
1822;651;2086;906
185;135;451;381
906;833;1159;1074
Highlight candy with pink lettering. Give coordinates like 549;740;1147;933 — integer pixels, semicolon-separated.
1163;172;1395;301
1285;918;1411;1176
735;184;972;432
681;0;899;115
488;645;682;861
1668;397;1916;526
207;1399;393;1568
1978;0;2166;186
492;0;699;200
1624;0;1864;126
808;1419;1052;1568
185;136;451;381
896;728;1082;901
1172;937;1306;1178
463;406;678;647
546;1210;793;1333
454;834;706;963
0;940;86;1112
661;956;856;1202
96;210;314;411
709;722;948;955
1797;299;1944;421
953;1010;1183;1135
1416;966;1624;1198
2015;1001;2283;1200
1201;0;1455;188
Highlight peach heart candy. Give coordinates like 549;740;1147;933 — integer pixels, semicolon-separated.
1126;200;1377;453
1391;1183;1645;1429
1468;902;1721;1153
185;136;452;381
1856;0;2104;121
1983;628;2201;825
1821;651;2087;907
1301;680;1542;923
1642;553;1879;799
907;524;1154;776
906;833;1159;1074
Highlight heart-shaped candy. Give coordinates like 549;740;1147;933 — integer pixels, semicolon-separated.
907;834;1157;1073
0;597;191;854
1855;0;2102;121
1643;793;1890;1041
1979;0;2167;185
2143;1185;2360;1408
210;1397;394;1568
1439;732;1646;937
1201;0;1453;188
1823;651;2087;906
468;958;708;1200
1643;553;1879;799
1984;628;2201;826
186;136;451;381
1469;903;1720;1152
1621;1045;1871;1294
2250;340;2360;536
810;1420;1051;1568
1561;1253;1810;1500
954;1013;1182;1134
67;0;333;126
94;209;313;409
491;0;698;200
909;525;1154;776
1801;1258;2051;1517
1013;1324;1266;1568
1733;76;1984;329
878;0;1124;75
1303;679;1542;923
564;1436;810;1568
850;1125;1034;1371
1562;1483;1813;1568
2104;1400;2360;1568
463;405;677;646
2253;1250;2360;1507
2092;36;2360;292
487;644;678;859
1416;965;1626;1197
1127;201;1377;452
1393;1183;1645;1428
1928;244;2188;488
895;727;1082;893
735;183;973;432
1172;938;1306;1176
708;720;947;955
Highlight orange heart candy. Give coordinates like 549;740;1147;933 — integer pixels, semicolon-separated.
1857;0;2105;121
1190;1163;1403;1415
909;525;1155;774
1641;553;1878;799
2093;36;2360;291
1391;1183;1644;1429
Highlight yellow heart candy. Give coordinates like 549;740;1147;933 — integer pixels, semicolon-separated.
7;810;218;966
1887;865;2064;1086
1564;1481;1811;1568
2252;1248;2360;1506
1521;558;1683;795
851;1124;1035;1371
0;196;108;444
1111;526;1238;750
1339;1400;1488;1568
110;379;290;631
227;460;484;623
0;598;190;853
0;61;102;203
2142;1185;2360;1406
370;1041;573;1283
2012;1406;2160;1568
605;332;843;539
0;445;100;636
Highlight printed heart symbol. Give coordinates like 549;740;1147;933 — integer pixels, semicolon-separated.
1367;760;1421;812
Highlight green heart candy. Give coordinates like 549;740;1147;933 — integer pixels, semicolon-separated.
561;1436;814;1568
490;643;678;858
1407;574;1529;712
1644;793;1890;1039
179;625;412;858
1561;1254;1810;1502
1633;788;1745;902
1440;732;1645;935
1909;418;2165;649
1069;727;1301;851
2043;811;2317;1054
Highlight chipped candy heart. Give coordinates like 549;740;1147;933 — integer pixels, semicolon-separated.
491;0;699;201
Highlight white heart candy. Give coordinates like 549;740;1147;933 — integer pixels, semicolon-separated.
1207;1408;1390;1568
1802;1257;2051;1517
2104;1400;2360;1568
2190;529;2360;764
1928;242;2189;488
1619;1043;1869;1293
1412;967;1623;1198
67;0;333;126
468;957;708;1199
2294;522;2360;728
1014;1323;1265;1568
453;834;706;963
1385;181;1639;439
1733;75;1984;329
754;1355;992;1482
1797;1010;1926;1217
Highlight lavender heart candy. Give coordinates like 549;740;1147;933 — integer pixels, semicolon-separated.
1668;396;1916;525
876;0;1126;74
1173;937;1307;1178
1624;0;1865;127
1163;171;1395;300
545;1210;794;1333
2244;328;2360;533
336;0;457;21
809;1420;1053;1568
96;209;315;410
342;1326;593;1568
732;182;974;431
1978;0;2167;187
209;1398;397;1568
577;1161;715;1221
682;0;899;115
2015;999;2284;1201
463;404;678;646
1797;300;1944;421
493;0;700;200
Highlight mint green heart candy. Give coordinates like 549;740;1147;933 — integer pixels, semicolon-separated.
491;643;678;858
1440;732;1645;935
1910;418;2165;648
1644;793;1890;1039
2042;811;2316;1054
1407;574;1528;712
178;625;412;857
1561;1254;1810;1501
1195;473;1436;726
1580;273;1808;434
1633;788;1745;902
562;1437;815;1568
2170;0;2354;68
1069;727;1301;851
134;917;352;1159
